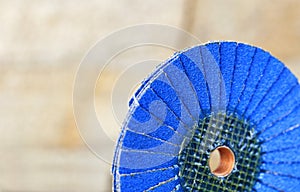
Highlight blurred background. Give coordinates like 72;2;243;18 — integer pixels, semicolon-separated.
1;0;300;191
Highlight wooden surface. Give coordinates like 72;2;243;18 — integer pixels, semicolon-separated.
0;1;300;191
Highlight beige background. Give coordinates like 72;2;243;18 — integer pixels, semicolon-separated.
1;1;300;191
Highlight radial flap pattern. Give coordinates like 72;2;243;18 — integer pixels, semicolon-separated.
112;42;300;192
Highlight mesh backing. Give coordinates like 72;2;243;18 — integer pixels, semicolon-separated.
178;113;261;192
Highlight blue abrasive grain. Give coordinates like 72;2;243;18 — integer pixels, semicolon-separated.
219;42;237;106
179;53;211;116
243;57;285;118
149;178;182;192
235;48;270;114
119;166;179;192
258;172;300;192
228;43;256;112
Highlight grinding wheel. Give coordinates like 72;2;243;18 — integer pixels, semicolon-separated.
112;42;300;192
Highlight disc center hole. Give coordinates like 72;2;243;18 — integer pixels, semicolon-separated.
209;146;235;177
